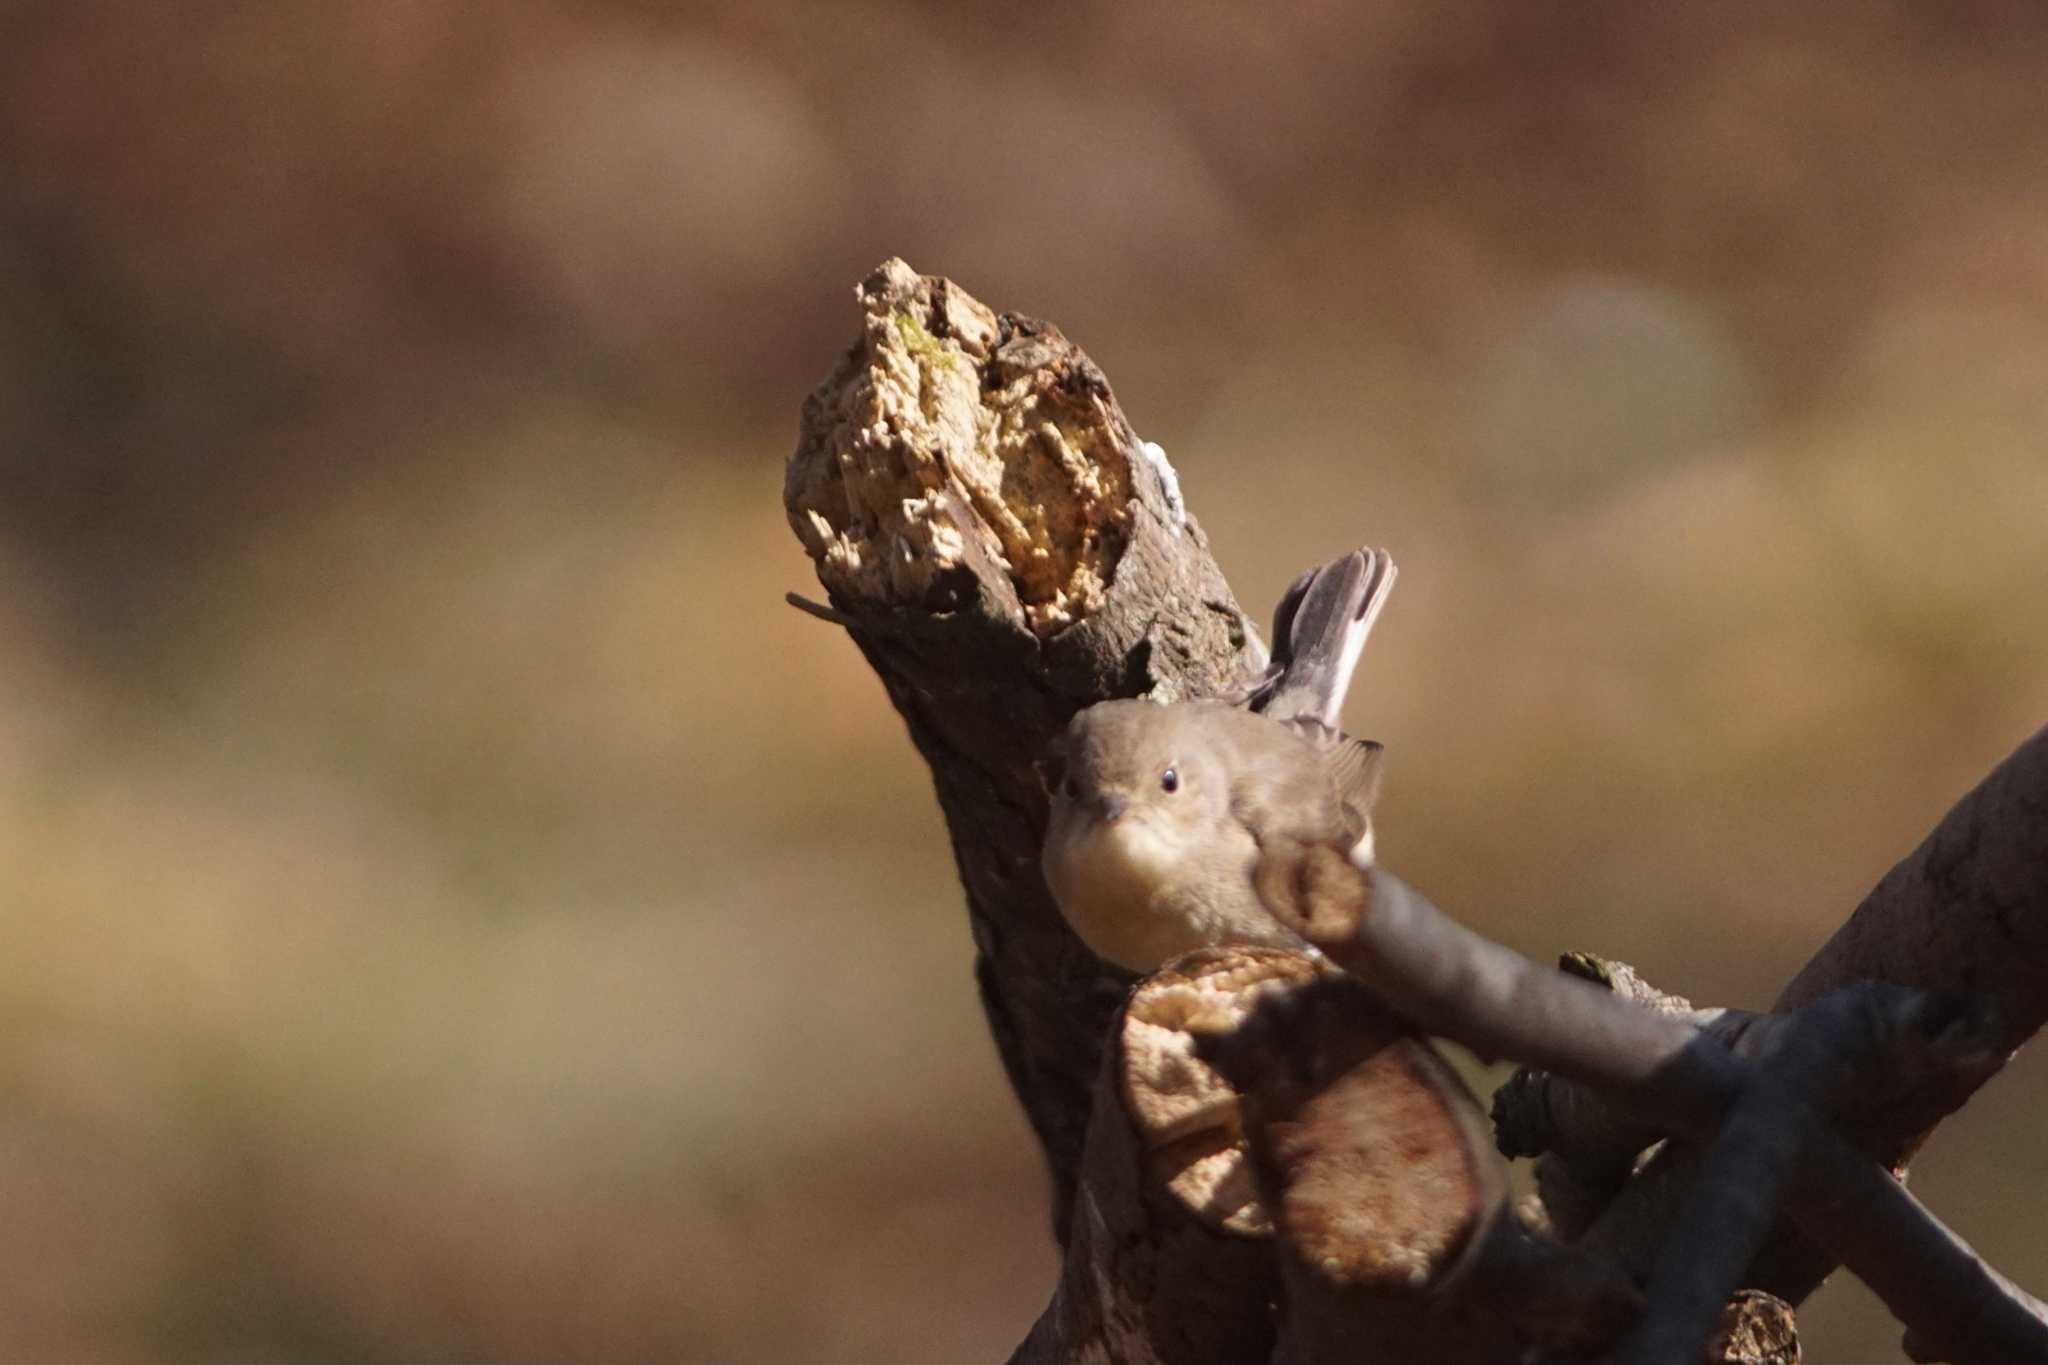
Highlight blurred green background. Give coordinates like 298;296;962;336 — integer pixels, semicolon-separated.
2;3;2045;1361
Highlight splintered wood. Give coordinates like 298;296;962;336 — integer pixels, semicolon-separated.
786;257;1137;635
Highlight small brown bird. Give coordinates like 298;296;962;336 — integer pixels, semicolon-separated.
1041;550;1395;971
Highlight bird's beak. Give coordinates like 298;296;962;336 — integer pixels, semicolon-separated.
1094;793;1129;824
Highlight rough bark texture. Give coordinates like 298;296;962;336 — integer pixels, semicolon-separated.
1196;973;1522;1365
1709;1292;1802;1365
1258;845;2048;1363
1586;727;2048;1304
1005;950;1302;1365
1776;723;2048;1147
785;260;1266;1236
1747;728;2048;1301
1012;947;1642;1365
787;264;2048;1364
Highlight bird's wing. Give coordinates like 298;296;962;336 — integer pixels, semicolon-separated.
1278;717;1381;840
1323;735;1385;820
1218;716;1375;852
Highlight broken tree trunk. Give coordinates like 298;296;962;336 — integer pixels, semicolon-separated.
1004;950;1295;1365
783;261;2048;1363
1008;946;1650;1365
784;259;1265;1238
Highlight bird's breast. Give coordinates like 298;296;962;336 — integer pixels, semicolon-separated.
1043;815;1200;971
1042;811;1280;972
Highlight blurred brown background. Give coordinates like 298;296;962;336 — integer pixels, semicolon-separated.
2;3;2046;1361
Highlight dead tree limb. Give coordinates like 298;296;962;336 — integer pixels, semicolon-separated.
1573;728;2048;1322
1491;955;1732;1240
1762;726;2048;1297
1193;969;1645;1364
785;263;2048;1364
1257;848;2048;1364
1005;950;1300;1365
785;260;1265;1237
1012;946;1644;1364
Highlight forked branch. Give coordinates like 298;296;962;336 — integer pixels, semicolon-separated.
785;262;2048;1364
1255;844;2048;1365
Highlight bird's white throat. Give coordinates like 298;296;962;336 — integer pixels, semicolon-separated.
1045;812;1186;969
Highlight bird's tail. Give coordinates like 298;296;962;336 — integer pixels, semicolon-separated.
1245;548;1396;728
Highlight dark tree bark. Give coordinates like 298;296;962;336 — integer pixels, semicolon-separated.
785;259;1266;1238
1582;728;2048;1310
1762;728;2048;1298
785;262;2048;1364
1004;950;1296;1365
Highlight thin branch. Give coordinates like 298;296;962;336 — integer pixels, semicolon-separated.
791;263;2048;1365
1758;723;2048;1302
1615;992;1885;1365
1255;844;2048;1365
782;590;860;629
1578;725;2048;1326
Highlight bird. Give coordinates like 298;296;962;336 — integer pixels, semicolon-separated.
1040;549;1395;972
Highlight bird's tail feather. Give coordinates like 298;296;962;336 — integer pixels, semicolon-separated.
1245;548;1396;727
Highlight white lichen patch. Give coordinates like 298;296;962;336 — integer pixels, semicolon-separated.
1138;440;1188;531
785;259;1136;635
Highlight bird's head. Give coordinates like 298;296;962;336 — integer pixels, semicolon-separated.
1041;700;1229;852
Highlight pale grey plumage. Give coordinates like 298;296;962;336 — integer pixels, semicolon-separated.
1041;549;1394;971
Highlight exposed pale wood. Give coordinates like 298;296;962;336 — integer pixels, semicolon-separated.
1005;950;1302;1365
1254;847;2048;1364
787;264;2048;1365
785;261;1265;1238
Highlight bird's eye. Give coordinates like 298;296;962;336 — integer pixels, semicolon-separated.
1063;776;1080;800
1160;767;1180;793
